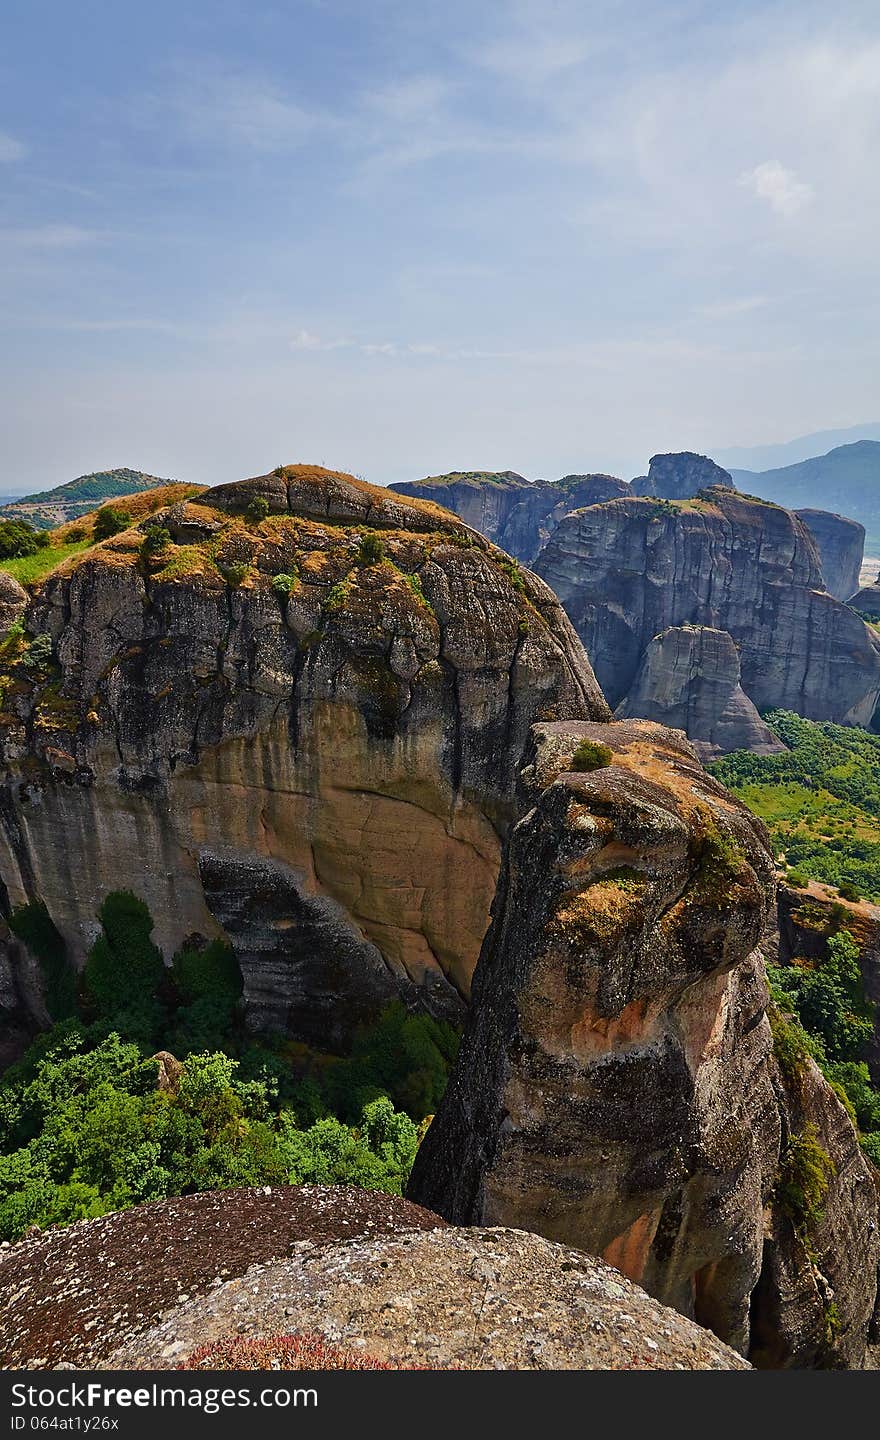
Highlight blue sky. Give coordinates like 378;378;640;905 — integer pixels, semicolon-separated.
2;0;879;490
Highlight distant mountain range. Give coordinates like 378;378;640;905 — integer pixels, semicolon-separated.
0;468;175;530
729;440;880;550
715;422;880;472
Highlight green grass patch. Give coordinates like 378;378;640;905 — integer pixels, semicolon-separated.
0;540;90;586
710;712;880;900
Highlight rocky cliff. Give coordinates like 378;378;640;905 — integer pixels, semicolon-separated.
409;719;880;1367
0;466;607;1044
534;487;880;729
630;452;734;499
615;625;785;761
795;509;865;603
390;471;627;564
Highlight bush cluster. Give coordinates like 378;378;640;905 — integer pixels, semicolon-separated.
0;892;459;1241
0;520;50;560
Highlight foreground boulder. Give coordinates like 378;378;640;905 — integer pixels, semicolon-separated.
0;1186;443;1369
0;466;608;1042
409;719;880;1367
105;1224;748;1371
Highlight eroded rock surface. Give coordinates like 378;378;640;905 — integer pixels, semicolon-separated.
0;466;608;1040
795;509;865;603
534;487;880;727
630;452;734;499
390;471;628;564
108;1225;749;1371
409;719;880;1367
615;625;786;760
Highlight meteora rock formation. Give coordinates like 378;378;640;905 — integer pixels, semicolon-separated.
2;463;879;1370
390;470;628;564
408;719;880;1367
614;625;785;761
0;466;607;1044
630;451;735;499
794;509;865;603
534;486;880;729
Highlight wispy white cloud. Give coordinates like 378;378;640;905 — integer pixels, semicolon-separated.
739;160;814;217
153;58;326;152
0;224;99;250
697;295;771;320
0;132;26;162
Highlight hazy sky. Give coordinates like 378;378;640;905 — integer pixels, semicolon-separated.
2;0;879;490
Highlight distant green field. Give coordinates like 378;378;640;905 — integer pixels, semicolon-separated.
0;539;90;585
711;712;880;900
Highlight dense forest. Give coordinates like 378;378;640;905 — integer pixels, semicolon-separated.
0;892;458;1242
711;711;880;900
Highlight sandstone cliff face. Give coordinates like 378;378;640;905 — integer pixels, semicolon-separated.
534;487;880;728
615;625;786;762
0;466;608;1042
408;719;880;1367
390;471;628;564
630;452;734;499
795;509;865;603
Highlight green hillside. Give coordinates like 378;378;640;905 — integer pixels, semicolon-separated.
18;468;173;506
711;711;880;900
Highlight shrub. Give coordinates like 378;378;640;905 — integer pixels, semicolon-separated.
0;519;48;560
245;496;270;525
776;1125;835;1234
570;740;613;772
837;881;862;902
271;571;297;597
787;870;809;889
93;507;132;541
139;525;171;558
222;561;249;588
20;633;53;670
83;891;165;1022
357;532;384;565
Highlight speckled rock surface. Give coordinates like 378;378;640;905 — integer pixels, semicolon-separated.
0;1185;444;1370
107;1226;750;1372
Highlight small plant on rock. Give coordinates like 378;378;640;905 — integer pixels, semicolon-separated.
222;561;250;588
245;496;270;525
357;532;384;566
570;739;613;772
